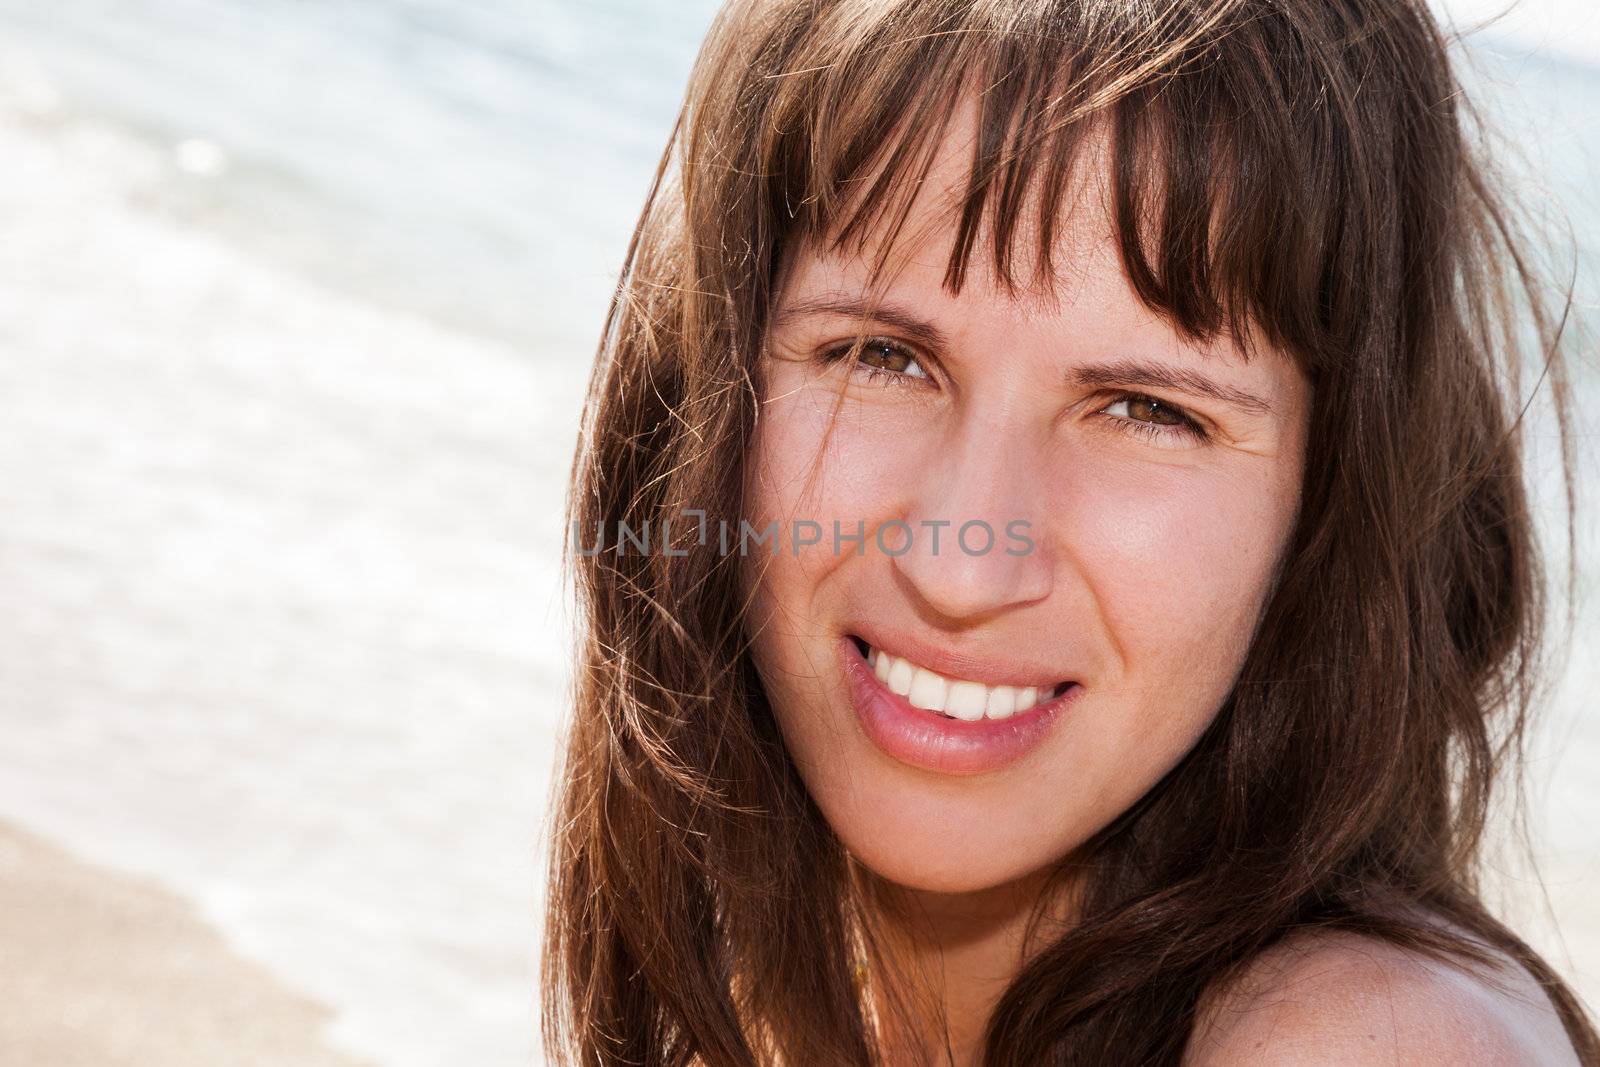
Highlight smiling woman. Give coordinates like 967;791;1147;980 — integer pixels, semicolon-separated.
749;105;1311;858
543;2;1598;1065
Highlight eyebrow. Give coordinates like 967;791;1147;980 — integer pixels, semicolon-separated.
1069;359;1275;417
774;294;951;353
774;293;1275;418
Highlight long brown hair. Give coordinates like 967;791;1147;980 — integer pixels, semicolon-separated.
542;1;1597;1062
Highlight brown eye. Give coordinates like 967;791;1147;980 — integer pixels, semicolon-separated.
1123;395;1186;426
857;340;926;377
829;338;930;382
1099;393;1207;443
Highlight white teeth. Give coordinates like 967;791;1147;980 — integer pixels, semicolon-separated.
907;667;948;711
985;685;1018;720
886;656;915;698
863;642;1062;722
945;680;987;721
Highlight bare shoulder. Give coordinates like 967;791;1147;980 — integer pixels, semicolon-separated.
1181;925;1580;1066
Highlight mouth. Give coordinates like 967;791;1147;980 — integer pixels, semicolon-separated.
845;634;1076;722
840;634;1079;776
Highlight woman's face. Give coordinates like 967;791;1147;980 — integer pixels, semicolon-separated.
742;114;1312;895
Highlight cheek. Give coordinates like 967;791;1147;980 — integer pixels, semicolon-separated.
739;376;939;783
748;375;926;513
1071;459;1288;671
1054;455;1294;774
742;376;929;594
738;378;869;714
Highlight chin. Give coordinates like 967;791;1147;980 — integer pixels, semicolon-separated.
849;842;1060;899
852;852;995;895
827;806;1063;896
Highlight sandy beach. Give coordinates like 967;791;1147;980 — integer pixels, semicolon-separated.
0;819;371;1066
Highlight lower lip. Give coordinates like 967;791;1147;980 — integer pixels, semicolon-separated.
841;636;1079;777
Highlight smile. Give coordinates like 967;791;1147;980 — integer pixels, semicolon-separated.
841;635;1080;776
858;638;1071;721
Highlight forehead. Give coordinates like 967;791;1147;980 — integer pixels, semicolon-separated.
777;100;1224;355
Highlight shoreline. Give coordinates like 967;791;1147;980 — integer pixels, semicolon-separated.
0;818;373;1067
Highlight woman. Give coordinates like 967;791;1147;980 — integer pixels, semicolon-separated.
543;0;1598;1063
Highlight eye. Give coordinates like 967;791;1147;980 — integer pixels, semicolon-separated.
1097;393;1208;443
821;337;932;387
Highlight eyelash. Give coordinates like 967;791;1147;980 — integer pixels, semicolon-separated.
821;338;928;391
818;337;1210;443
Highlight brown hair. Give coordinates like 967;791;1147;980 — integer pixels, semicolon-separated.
542;1;1597;1063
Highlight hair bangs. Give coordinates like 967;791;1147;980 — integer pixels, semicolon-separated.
760;0;1355;372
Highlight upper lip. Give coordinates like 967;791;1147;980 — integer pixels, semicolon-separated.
848;623;1073;690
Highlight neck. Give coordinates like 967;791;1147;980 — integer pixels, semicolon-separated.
863;867;1078;1067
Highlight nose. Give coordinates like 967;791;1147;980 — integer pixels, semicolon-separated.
889;410;1054;625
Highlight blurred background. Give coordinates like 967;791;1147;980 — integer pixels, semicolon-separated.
0;2;1593;1065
